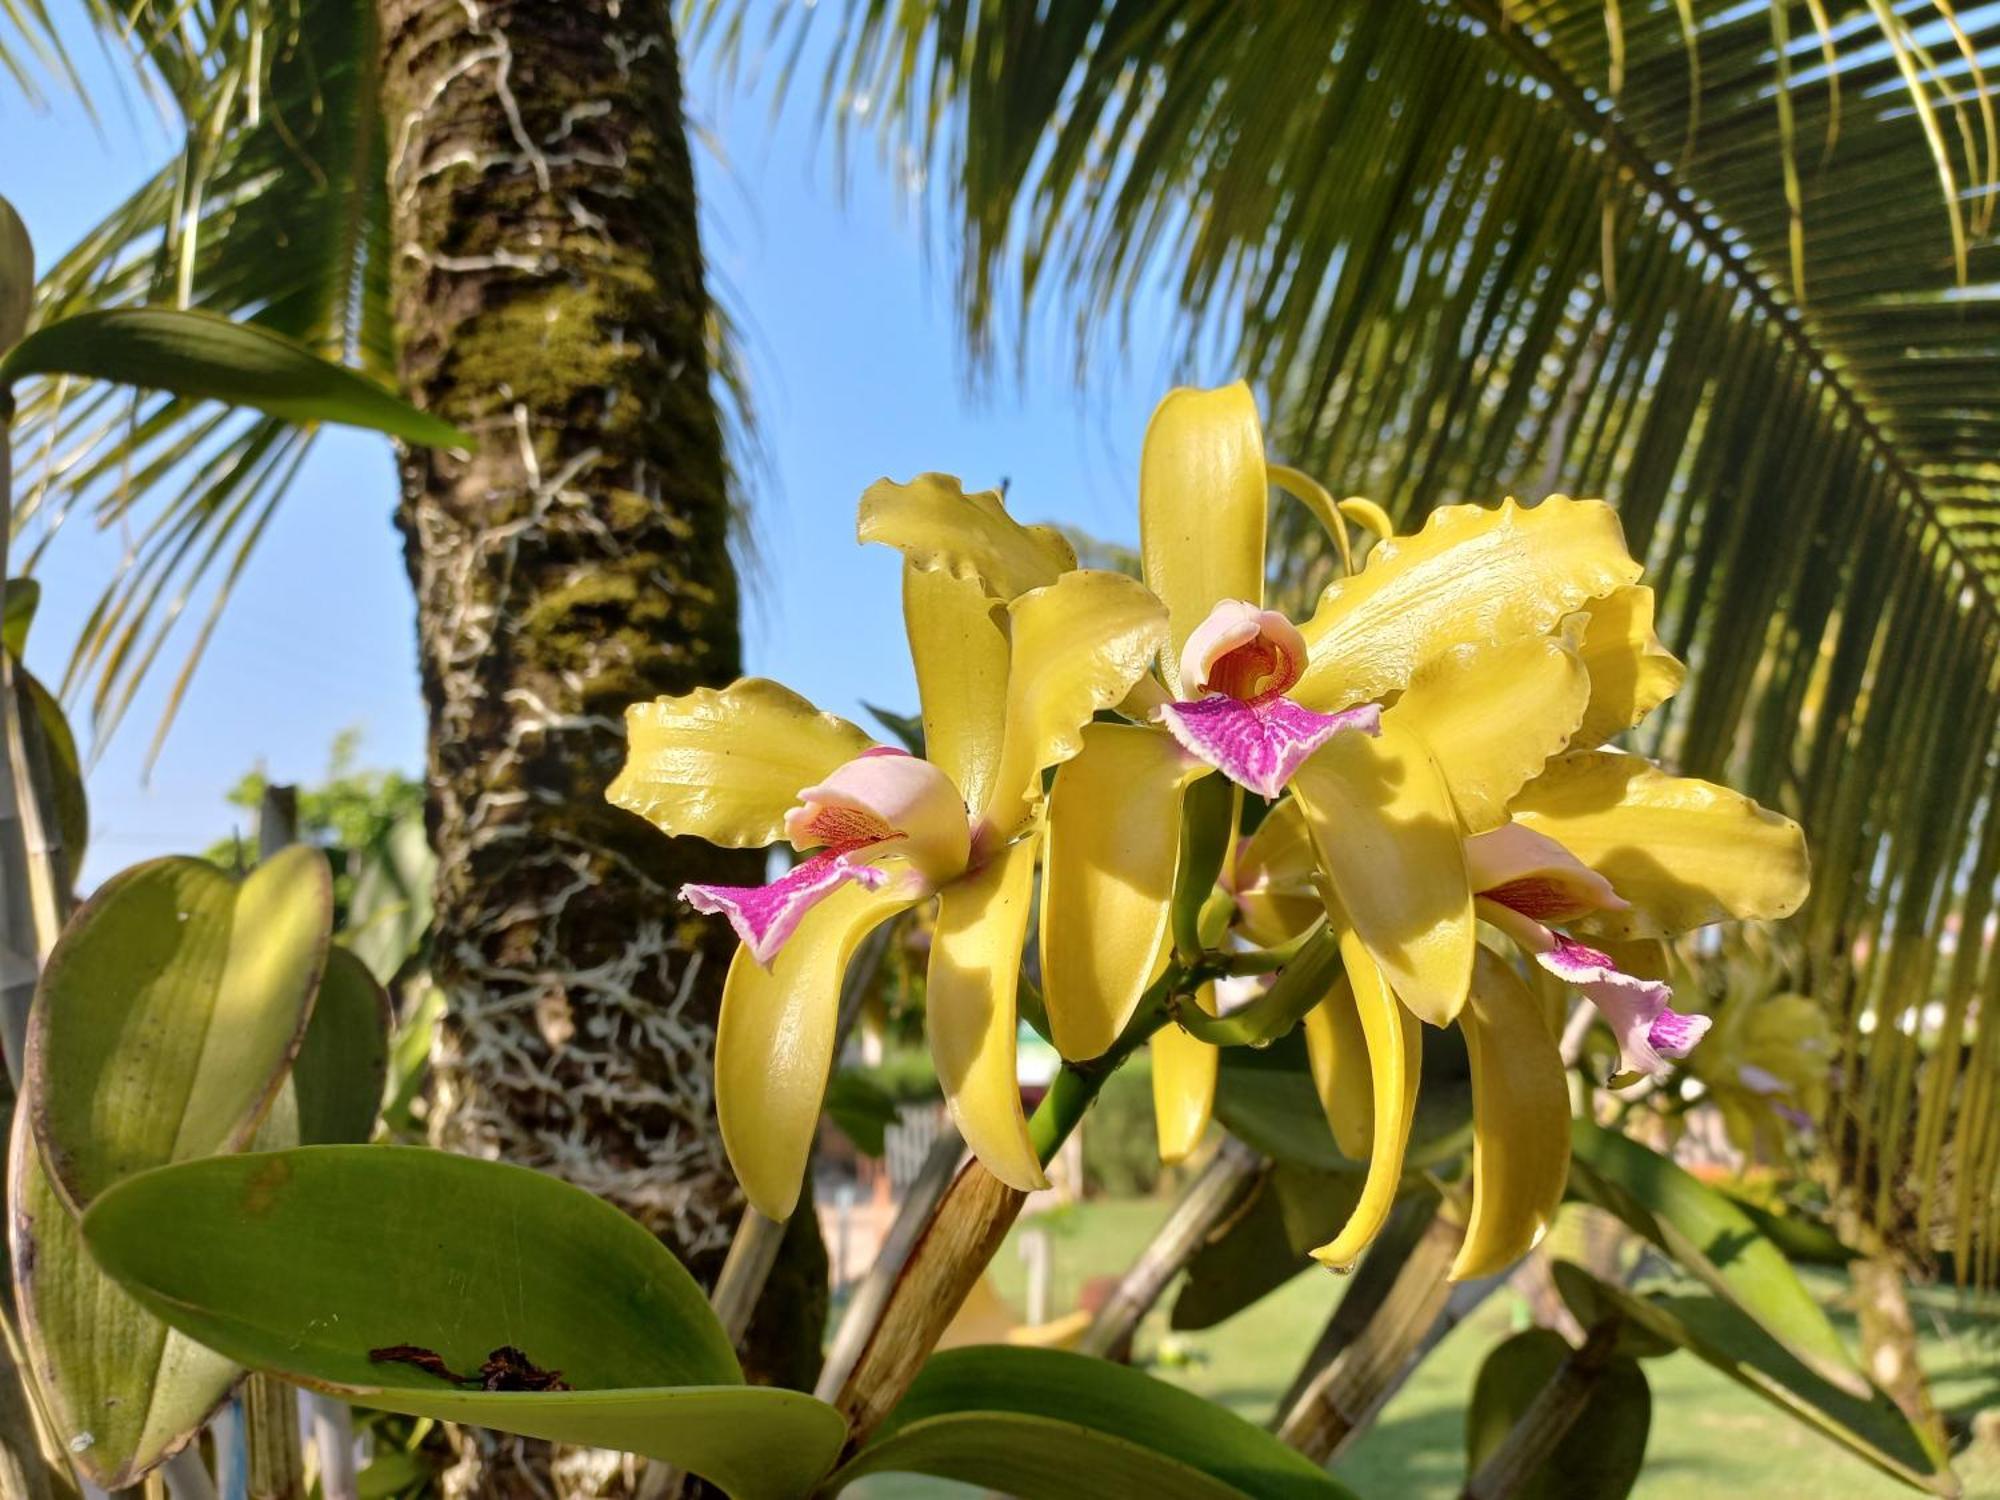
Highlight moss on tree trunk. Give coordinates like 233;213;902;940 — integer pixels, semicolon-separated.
375;2;814;1490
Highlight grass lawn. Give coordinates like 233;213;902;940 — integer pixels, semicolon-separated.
855;1195;1999;1499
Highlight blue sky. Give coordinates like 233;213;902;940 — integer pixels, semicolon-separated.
0;16;1202;880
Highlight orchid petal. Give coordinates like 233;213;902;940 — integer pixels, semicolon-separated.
1383;626;1591;834
1152;982;1220;1165
903;563;1010;815
1465;823;1626;923
1158;694;1380;801
1294;498;1643;711
716;881;918;1219
1234;799;1322;948
927;835;1049;1193
1139;383;1269;695
1451;946;1574;1280
979;571;1169;839
1508;751;1811;938
1537;935;1710;1080
682;852;889;968
1303;973;1374;1161
1041;724;1202;1061
1311;929;1422;1271
858;473;1075;601
1290;719;1476;1027
1570;585;1687;747
610;678;874;848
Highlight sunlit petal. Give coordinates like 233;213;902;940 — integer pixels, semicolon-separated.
1508;751;1811;938
903;563;1010;814
1294;497;1643;711
1451;946;1573;1280
610;678;874;848
717;881;918;1219
1311;929;1422;1270
1383;626;1590;834
858;472;1075;600
979;571;1169;839
1152;982;1220;1165
1290;719;1476;1026
1041;724;1203;1061
1538;935;1710;1079
1569;585;1687;747
1140;383;1269;695
1303;973;1374;1162
927;836;1050;1193
1158;695;1380;801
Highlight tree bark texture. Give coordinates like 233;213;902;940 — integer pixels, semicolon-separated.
376;1;770;1490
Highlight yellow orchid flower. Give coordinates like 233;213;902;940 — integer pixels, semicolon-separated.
609;475;1166;1219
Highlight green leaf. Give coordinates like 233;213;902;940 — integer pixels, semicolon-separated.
292;947;392;1146
0;309;466;449
81;1147;845;1500
823;1068;900;1157
830;1346;1356;1498
8;1111;237;1488
1549;1263;1953;1496
1171;1163;1363;1331
12;661;87;888
343;813;435;986
0;192;29;352
382;986;444;1136
862;702;925;756
1465;1328;1650;1500
1567;1118;1865;1396
3;578;40;657
1719;1192;1860;1268
27;847;333;1209
1214;1025;1470;1174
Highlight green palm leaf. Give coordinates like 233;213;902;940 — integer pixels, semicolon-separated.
763;0;2000;1277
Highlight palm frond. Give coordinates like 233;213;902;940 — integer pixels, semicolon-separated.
771;0;2000;1277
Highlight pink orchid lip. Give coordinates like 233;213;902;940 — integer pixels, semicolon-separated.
683;852;891;968
1476;898;1710;1080
1157;696;1381;800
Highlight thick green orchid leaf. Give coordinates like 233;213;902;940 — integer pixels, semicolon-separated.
27;848;333;1210
1550;1264;1953;1495
1465;1328;1649;1500
1214;1027;1471;1174
80;1147;845;1500
3;579;39;657
0;194;29;352
291;947;392;1146
1567;1119;1864;1395
342;813;435;986
8;1112;237;1488
11;662;87;889
1171;1163;1363;1331
0;309;466;449
829;1346;1355;1498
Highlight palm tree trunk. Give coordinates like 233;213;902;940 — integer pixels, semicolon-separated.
375;3;765;1491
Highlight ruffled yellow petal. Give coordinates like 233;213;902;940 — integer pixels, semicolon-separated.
1570;586;1687;747
1139;383;1269;695
1152;981;1220;1164
1041;724;1203;1061
1383;626;1591;834
858;473;1075;601
1508;751;1811;938
904;564;1010;815
610;678;874;848
979;571;1170;838
1451;946;1573;1280
928;836;1050;1193
1289;719;1476;1026
716;882;918;1219
1234;799;1322;948
1310;928;1423;1270
1293;497;1642;711
1303;974;1374;1161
